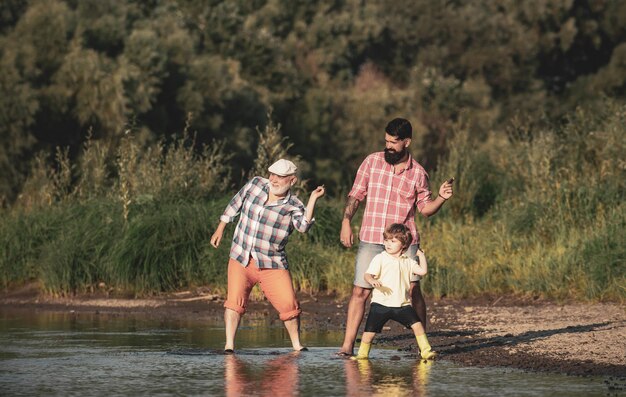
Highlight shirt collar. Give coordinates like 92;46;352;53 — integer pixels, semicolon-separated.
382;250;408;260
405;153;414;170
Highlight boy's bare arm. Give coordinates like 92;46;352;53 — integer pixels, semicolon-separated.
413;249;428;276
364;273;382;287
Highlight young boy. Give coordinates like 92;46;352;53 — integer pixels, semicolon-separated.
353;223;436;360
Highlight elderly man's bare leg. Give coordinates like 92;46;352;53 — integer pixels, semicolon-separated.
224;308;241;352
284;316;307;351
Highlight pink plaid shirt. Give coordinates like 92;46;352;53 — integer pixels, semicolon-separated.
349;152;432;245
220;177;313;269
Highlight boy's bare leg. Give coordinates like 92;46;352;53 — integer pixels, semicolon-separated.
410;281;427;331
410;321;426;336
338;286;372;355
224;308;241;351
360;331;376;344
283;316;305;351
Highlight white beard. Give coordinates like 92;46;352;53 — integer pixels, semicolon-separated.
270;184;291;196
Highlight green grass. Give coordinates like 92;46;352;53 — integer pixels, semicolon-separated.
3;187;621;301
0;196;356;297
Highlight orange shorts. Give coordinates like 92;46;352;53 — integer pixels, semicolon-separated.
224;257;301;321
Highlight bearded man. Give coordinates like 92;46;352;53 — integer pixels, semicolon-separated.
336;118;454;357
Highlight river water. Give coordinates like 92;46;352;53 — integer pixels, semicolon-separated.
0;309;613;396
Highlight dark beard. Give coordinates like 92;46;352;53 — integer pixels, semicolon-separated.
384;148;407;164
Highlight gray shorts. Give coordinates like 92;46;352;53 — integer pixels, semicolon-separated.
353;242;419;288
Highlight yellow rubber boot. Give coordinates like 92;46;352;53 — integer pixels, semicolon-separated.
416;334;436;360
351;341;371;360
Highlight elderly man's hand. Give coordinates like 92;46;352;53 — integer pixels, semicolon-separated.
310;185;325;200
210;231;222;248
210;222;227;248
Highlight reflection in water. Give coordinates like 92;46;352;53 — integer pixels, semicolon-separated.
223;351;434;396
225;353;299;397
0;310;613;397
413;359;432;395
344;359;373;396
222;352;431;397
344;357;431;396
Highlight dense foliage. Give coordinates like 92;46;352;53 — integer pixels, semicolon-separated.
2;0;625;200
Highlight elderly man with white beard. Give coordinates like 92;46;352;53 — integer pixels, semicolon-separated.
210;159;325;353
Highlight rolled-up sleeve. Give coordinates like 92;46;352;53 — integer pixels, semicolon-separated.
415;172;432;212
219;178;254;223
291;205;314;233
348;156;371;201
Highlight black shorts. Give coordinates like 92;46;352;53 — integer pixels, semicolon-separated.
364;303;421;333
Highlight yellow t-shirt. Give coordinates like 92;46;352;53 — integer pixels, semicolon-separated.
366;251;423;307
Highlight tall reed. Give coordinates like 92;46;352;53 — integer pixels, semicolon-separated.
424;100;625;301
38;200;124;295
107;199;230;294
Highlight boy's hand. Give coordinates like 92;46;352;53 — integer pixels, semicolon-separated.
365;273;381;287
310;185;325;199
376;286;392;295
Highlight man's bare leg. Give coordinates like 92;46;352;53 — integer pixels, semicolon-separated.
410;281;427;331
283;316;305;351
338;286;372;355
224;308;241;351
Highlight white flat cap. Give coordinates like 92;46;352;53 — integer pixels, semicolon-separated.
268;159;297;176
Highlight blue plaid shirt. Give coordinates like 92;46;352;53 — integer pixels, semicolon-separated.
219;177;314;269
